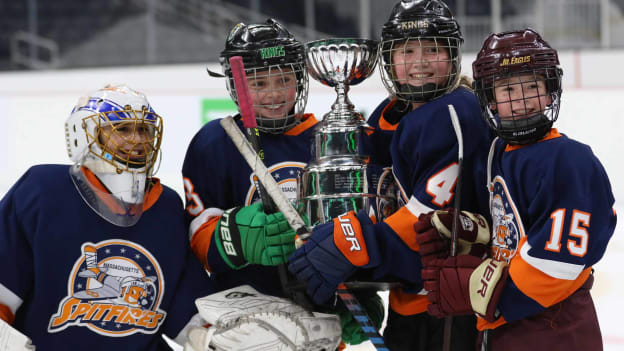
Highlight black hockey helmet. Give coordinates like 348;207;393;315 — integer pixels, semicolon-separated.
218;19;308;134
473;28;563;144
381;0;463;41
379;0;464;103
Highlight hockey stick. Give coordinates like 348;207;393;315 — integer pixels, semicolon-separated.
442;104;464;351
228;56;307;307
337;284;390;350
220;116;308;237
220;117;389;349
228;56;277;214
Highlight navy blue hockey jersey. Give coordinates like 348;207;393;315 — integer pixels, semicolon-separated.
0;165;215;350
182;114;318;297
362;87;493;314
360;98;402;168
479;130;617;329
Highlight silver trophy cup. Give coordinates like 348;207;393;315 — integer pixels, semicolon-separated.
298;39;397;226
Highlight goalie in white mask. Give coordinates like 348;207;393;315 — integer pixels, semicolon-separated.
0;84;216;350
65;84;163;226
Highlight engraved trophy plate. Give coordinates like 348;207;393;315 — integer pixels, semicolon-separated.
298;39;397;226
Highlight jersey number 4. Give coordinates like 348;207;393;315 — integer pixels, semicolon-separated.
545;209;590;257
426;163;459;207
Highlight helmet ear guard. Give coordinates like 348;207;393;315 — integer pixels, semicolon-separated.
472;28;563;144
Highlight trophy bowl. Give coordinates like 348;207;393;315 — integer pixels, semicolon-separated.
297;38;397;227
305;38;378;87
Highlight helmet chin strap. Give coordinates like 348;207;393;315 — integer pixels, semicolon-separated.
396;82;443;102
494;112;552;144
82;154;148;205
497;113;548;130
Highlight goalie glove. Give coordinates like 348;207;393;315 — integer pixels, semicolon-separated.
184;285;342;351
414;209;490;265
422;256;508;322
214;202;296;269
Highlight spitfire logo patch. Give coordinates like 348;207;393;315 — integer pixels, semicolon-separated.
245;162;306;205
48;240;166;336
490;176;525;262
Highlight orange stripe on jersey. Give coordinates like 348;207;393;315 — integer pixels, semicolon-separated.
477;315;507;331
389;288;429;315
190;216;220;271
333;211;369;267
142;178;162;211
384;207;419;251
505;128;562;152
509;252;592;307
284;114;318;136
0;303;15;324
379;99;400;131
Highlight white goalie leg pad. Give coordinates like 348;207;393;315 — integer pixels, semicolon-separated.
191;285;341;351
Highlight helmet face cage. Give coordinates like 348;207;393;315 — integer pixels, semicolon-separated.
474;67;562;144
380;36;461;103
225;61;308;134
84;106;163;173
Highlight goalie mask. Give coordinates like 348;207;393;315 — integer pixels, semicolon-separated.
219;18;308;134
380;0;463;104
65;84;163;226
473;28;562;144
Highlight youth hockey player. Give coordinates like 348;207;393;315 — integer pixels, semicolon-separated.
0;84;216;350
289;1;492;350
182;19;384;346
417;28;617;350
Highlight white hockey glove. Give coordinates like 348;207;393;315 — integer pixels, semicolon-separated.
183;285;341;351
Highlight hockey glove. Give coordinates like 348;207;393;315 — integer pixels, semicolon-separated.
414;209;490;265
422;256;508;322
288;211;379;305
214;203;296;270
335;293;384;345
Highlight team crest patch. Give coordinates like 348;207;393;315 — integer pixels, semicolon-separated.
245;162;306;205
48;240;166;336
490;176;525;262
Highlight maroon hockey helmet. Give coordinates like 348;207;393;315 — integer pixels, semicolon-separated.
473;28;563;144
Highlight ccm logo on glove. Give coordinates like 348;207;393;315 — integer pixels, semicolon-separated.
333;212;369;267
